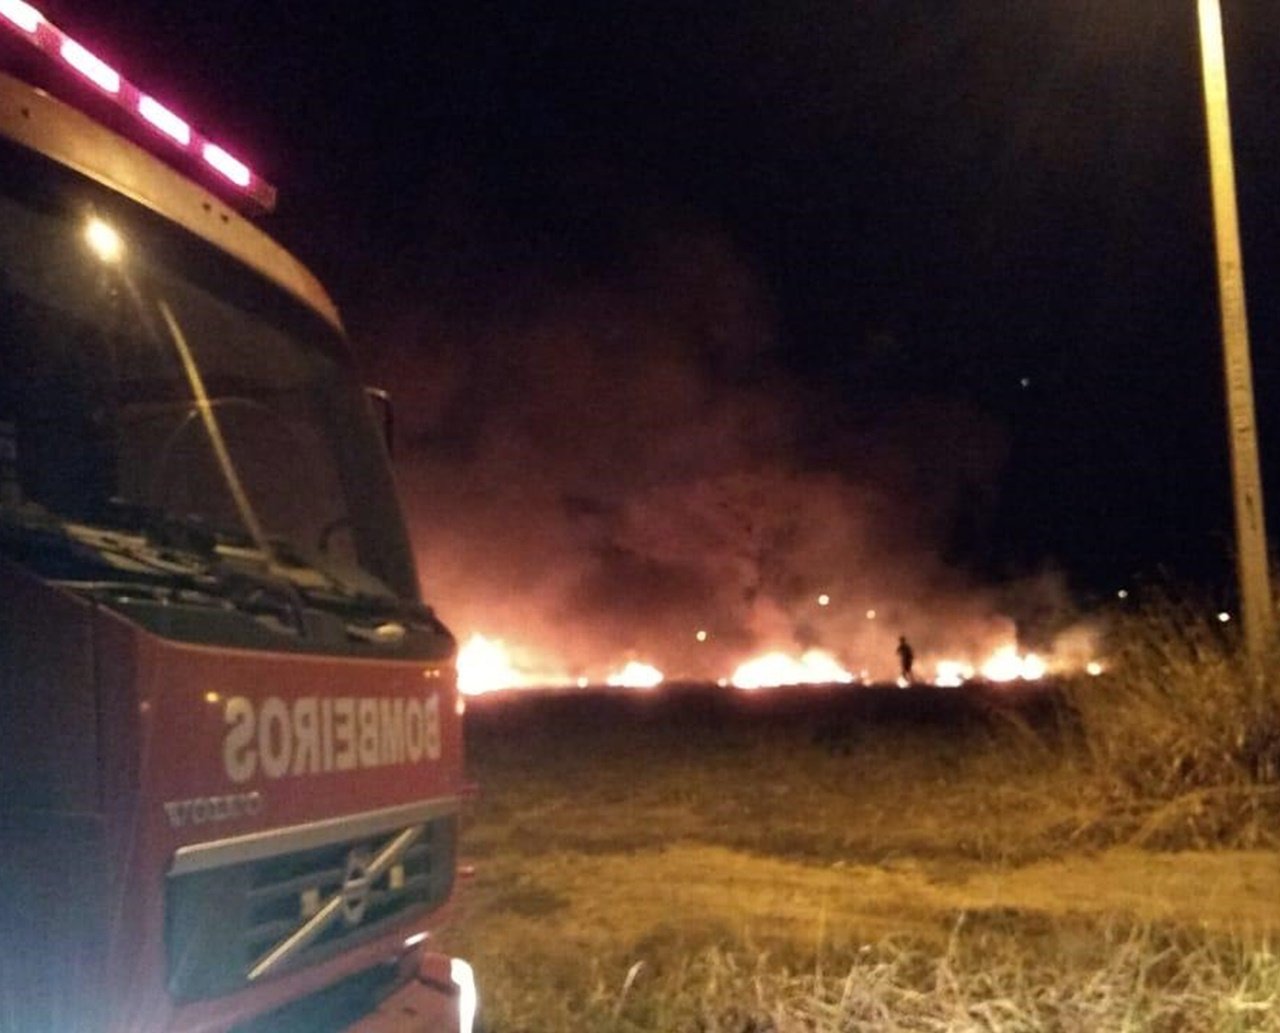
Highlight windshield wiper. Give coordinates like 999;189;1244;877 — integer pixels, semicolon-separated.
3;500;437;646
269;542;450;647
97;497;253;556
0;500;212;580
110;500;441;642
0;500;310;630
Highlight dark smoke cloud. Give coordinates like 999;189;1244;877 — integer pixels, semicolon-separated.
357;188;1069;682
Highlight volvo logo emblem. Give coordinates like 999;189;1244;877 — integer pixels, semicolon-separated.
340;847;373;927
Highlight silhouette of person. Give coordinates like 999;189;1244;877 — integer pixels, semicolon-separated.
896;635;914;683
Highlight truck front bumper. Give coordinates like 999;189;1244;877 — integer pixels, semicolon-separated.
345;952;477;1033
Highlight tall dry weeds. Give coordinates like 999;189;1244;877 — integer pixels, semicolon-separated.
492;926;1280;1032
1063;595;1280;847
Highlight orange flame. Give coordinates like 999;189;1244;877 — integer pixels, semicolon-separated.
932;645;1076;686
979;645;1046;682
730;649;854;690
605;661;665;688
457;633;524;695
457;627;1100;696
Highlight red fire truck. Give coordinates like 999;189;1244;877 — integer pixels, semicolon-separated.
0;6;473;1030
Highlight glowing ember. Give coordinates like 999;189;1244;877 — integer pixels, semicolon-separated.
605;660;664;689
731;649;853;690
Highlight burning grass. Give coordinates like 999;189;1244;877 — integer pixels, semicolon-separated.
441;614;1280;1032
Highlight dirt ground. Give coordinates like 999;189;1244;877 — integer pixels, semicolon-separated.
436;685;1280;1030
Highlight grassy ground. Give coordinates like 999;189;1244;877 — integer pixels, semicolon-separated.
436;683;1280;1032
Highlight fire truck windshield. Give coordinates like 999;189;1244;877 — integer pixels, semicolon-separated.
0;141;422;606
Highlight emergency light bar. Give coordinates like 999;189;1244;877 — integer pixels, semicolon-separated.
0;0;276;211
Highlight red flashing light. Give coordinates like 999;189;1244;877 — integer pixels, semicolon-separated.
202;142;250;187
0;0;40;34
0;3;277;211
138;95;190;145
60;38;120;94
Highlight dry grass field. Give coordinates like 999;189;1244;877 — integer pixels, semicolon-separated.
437;672;1280;1032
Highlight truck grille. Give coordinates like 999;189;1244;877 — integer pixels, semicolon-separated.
165;813;455;1002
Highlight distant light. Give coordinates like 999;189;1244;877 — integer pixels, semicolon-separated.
202;142;251;187
695;629;708;642
60;37;121;94
84;217;123;262
1117;589;1129;600
817;594;830;607
138;95;191;145
1019;376;1031;388
1085;661;1103;677
1218;611;1231;623
0;0;41;34
203;690;221;704
866;609;877;620
576;676;589;688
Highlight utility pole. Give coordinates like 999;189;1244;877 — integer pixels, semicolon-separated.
1197;0;1273;657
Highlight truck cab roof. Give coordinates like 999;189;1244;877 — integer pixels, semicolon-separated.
0;68;343;333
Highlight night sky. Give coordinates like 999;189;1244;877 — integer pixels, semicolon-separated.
31;1;1280;673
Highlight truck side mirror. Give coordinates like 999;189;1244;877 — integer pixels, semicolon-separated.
365;386;395;456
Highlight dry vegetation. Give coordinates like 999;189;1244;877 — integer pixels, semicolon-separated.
1069;600;1280;849
437;606;1280;1031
